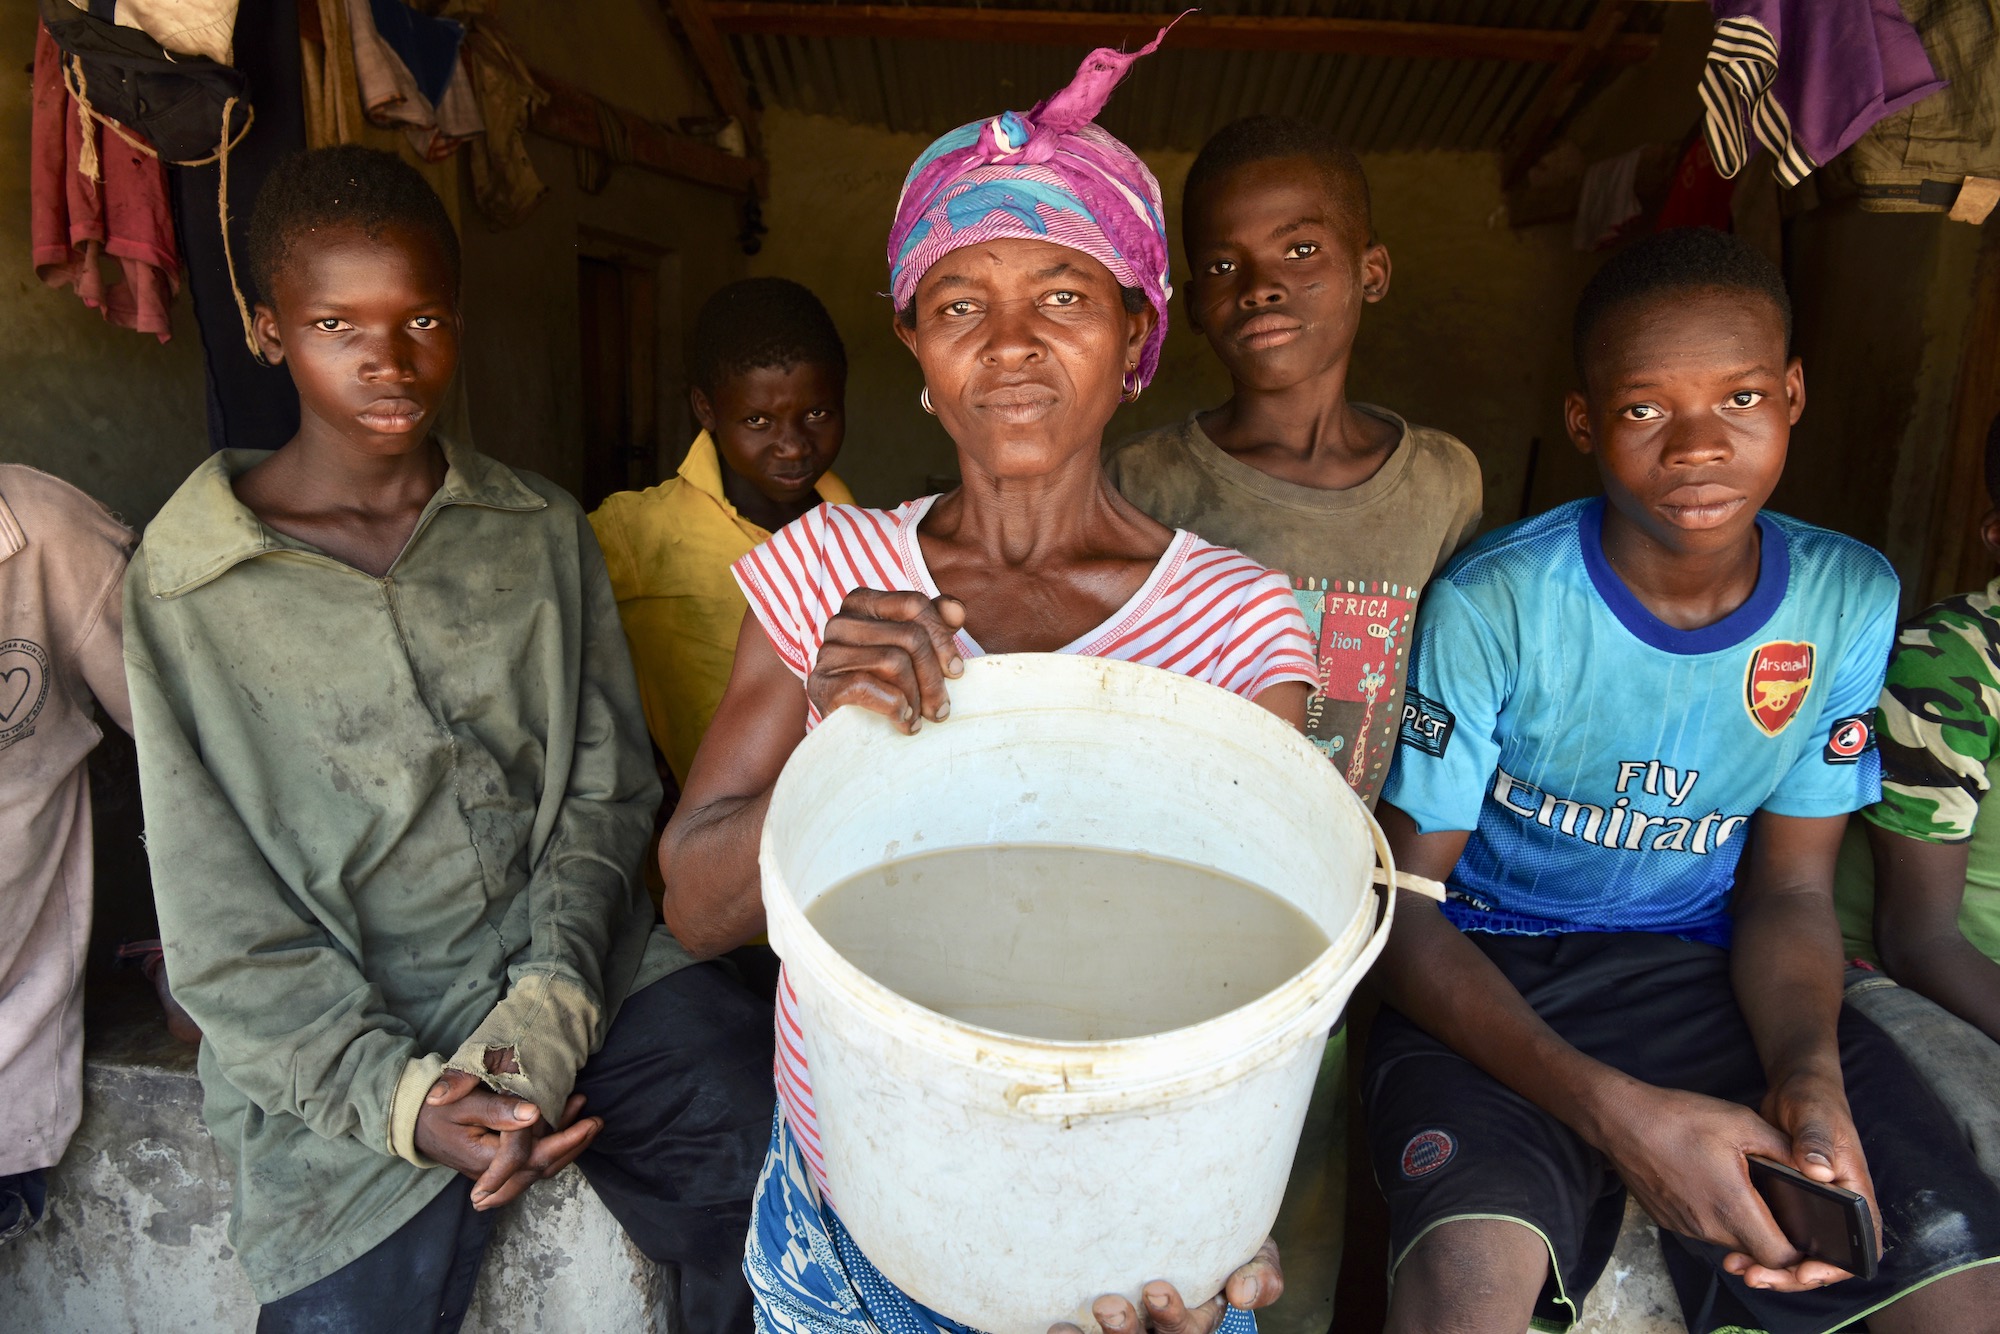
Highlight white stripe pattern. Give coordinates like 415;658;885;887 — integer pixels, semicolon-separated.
1700;16;1818;188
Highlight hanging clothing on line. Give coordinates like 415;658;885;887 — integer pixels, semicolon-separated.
66;0;237;64
345;0;481;162
301;0;545;228
50;0;240;65
1654;137;1737;233
300;0;375;149
365;0;460;105
459;18;548;226
28;22;179;341
1848;0;2000;214
1572;147;1645;251
299;0;464;213
1701;0;1944;188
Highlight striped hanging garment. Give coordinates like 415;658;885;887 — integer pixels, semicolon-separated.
1699;1;1944;190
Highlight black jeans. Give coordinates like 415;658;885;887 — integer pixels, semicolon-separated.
258;962;777;1334
0;1169;47;1246
256;1177;495;1334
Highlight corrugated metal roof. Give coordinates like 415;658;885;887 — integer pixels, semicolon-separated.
730;0;1663;151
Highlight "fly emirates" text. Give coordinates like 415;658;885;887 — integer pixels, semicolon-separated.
1490;759;1748;855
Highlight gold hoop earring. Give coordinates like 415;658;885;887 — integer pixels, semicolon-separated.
920;386;937;415
1121;371;1142;404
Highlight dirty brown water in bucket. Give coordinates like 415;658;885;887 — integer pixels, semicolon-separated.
804;844;1330;1041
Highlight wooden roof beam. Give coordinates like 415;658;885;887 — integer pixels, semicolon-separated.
1501;0;1641;186
531;68;767;196
706;4;1662;67
658;0;765;157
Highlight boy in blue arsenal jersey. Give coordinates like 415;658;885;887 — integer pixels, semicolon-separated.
1371;229;2000;1334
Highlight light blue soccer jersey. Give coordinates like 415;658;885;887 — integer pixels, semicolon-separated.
1381;498;1897;947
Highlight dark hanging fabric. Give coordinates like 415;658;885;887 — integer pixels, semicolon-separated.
367;0;465;108
36;0;250;162
169;0;304;453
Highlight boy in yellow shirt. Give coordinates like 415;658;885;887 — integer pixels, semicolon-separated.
591;278;853;792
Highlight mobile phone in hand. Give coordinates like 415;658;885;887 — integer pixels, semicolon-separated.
1747;1154;1879;1281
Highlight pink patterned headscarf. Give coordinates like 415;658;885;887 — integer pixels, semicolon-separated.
887;25;1177;387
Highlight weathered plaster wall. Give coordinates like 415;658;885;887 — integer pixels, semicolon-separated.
743;113;953;504
748;107;1586;526
1780;207;1984;596
501;0;712;128
0;0;208;527
457;134;746;493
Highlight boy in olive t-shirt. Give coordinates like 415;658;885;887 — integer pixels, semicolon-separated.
1107;117;1480;811
1105;115;1480;1334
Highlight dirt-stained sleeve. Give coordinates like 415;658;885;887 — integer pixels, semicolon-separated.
125;567;426;1160
443;509;662;1123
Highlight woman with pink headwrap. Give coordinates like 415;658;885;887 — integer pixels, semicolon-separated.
660;30;1309;1334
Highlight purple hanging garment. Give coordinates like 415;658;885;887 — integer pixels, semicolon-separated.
1703;0;1945;185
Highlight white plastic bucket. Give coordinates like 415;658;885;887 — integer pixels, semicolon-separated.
760;654;1398;1334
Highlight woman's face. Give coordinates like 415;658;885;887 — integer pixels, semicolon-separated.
895;238;1155;479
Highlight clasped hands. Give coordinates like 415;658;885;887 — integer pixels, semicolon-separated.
410;1050;1281;1330
413;1047;600;1212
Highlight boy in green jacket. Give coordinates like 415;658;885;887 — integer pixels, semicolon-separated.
124;147;772;1332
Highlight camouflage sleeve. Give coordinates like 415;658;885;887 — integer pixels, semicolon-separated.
1863;594;2000;844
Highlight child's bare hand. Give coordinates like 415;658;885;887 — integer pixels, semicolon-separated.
1048;1238;1282;1334
808;590;966;733
413;1071;601;1211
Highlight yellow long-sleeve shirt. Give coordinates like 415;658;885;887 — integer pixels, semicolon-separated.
589;432;853;785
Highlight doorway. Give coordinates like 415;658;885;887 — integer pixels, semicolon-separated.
577;236;682;510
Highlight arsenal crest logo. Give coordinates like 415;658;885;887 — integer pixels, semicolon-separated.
1744;641;1816;737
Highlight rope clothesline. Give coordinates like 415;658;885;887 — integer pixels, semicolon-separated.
63;56;263;359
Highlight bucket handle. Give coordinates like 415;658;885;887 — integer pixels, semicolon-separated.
1011;818;1424;1121
1373;867;1446;902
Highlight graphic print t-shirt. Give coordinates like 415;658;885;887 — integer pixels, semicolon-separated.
1107;408;1482;805
1381;498;1897;947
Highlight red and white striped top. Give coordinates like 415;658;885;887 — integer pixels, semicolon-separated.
732;495;1317;1201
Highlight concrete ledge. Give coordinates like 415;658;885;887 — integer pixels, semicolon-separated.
0;1008;675;1332
1574;1199;1685;1334
6;1000;1681;1332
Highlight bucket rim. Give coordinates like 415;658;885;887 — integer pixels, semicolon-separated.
758;654;1396;1096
